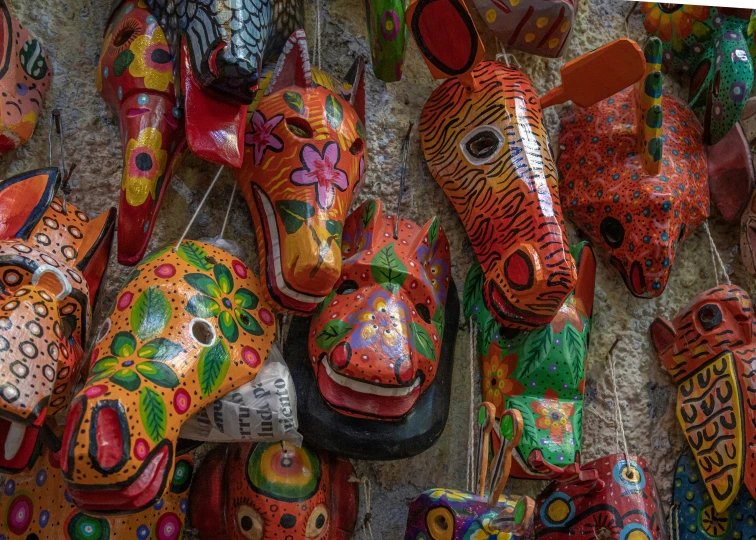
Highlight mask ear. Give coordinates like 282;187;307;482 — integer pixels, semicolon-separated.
649;317;675;355
0;168;60;241
707;122;755;222
344;56;366;125
328;455;359;537
265;30;312;95
571;242;596;318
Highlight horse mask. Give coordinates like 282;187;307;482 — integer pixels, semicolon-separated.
190;441;358;539
0;168;115;474
364;0;408;81
464;241;596;479
470;0;577;57
0;1;51;154
650;284;756;515
98;0;304;264
235;30;367;315
60;240;276;513
559;37;709;298
641;4;754;145
534;454;667;539
285;199;460;459
406;0;644;329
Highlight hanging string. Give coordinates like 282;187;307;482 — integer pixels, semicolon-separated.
348;476;375;540
466;318;477;492
394;123;413;239
313;0;322;70
48;109;75;213
219;182;237;239
667;502;680;540
173;166;225;252
494;39;520;70
607;337;632;474
703;221;730;285
624;3;638;39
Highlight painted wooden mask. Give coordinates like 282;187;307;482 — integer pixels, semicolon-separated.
60;240;276;513
470;0;577;58
463;241;596;479
534;454;667;539
97;0;185;266
0;448;193;539
558;39;709;298
0;1;51;154
0;168;115;474
650;284;756;515
190;441;358;539
641;4;754;145
364;0;408;81
235;30;367;315
671;449;756;539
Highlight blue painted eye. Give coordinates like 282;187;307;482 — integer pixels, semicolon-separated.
612;458;646;492
619;523;652;540
539;492;575;527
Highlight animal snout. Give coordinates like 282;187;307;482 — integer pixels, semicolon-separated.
289;240;343;297
208;42;259;102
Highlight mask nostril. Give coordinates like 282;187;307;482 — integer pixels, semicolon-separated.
503;250;534;291
190;318;215;346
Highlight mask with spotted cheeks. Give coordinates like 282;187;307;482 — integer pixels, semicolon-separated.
406;0;644;329
0;447;193;539
364;0;408;82
671;448;756;539
0;1;52;155
60;240;276;514
559;37;710;298
650;284;756;515
463;241;596;479
286;199;460;459
641;4;754;145
190;441;358;539
0;168;115;474
470;0;577;58
534;453;667;539
234;30;367;315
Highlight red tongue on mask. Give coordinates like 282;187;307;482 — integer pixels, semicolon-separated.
180;39;245;168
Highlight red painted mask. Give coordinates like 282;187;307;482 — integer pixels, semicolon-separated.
308;199;450;420
191;441;358;539
0;168;115;473
235;30;367;315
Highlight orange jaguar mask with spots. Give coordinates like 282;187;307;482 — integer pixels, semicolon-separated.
0;168;115;474
60;241;276;514
191;441;358;540
234;30;367;315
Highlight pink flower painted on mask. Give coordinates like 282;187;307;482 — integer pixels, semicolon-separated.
245;111;284;166
290;142;349;209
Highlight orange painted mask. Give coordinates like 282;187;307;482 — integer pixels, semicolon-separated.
0;447;193;539
191;441;358;540
60;240;276;513
0;168;115;474
234;30;367;315
0;1;52;154
650;284;756;515
308;199;449;420
97;0;186;266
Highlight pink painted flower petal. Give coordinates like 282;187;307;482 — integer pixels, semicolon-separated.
291;168;317;186
301;145;324;169
322;142;340;167
317;184;336;209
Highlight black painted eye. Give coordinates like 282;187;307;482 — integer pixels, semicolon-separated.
235;505;263;539
600;217;625;249
336;280;359;295
465;130;500;160
698;303;722;331
306;505;329;538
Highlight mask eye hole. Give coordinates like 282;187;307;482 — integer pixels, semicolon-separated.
112;20;140;48
698;303;723;331
286;117;314;138
349;138;364;155
236;505;263;540
336;280;359;295
190;318;216;346
305;504;329;538
426;507;454;540
461;126;505;164
600;217;625;249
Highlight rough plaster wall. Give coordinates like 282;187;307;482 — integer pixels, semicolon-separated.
6;0;756;537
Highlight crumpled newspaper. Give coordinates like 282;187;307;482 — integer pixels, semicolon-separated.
179;343;302;445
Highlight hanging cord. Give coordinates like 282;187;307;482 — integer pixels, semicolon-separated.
394;123;414;239
667;502;680;540
607;338;633;475
219;182;237;239
48;109;76;213
312;0;322;70
494;38;520;70
466;318;477;492
348;476;375;540
703;221;730;285
173;166;225;252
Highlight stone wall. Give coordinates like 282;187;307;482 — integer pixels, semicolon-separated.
7;0;755;537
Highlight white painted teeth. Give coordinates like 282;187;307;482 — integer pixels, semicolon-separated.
322;358;420;397
4;421;26;461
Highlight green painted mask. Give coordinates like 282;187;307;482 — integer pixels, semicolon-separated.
364;0;408;82
463;242;596;479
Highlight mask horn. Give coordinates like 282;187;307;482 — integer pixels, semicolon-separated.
266;30;313;95
344;56;367;125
